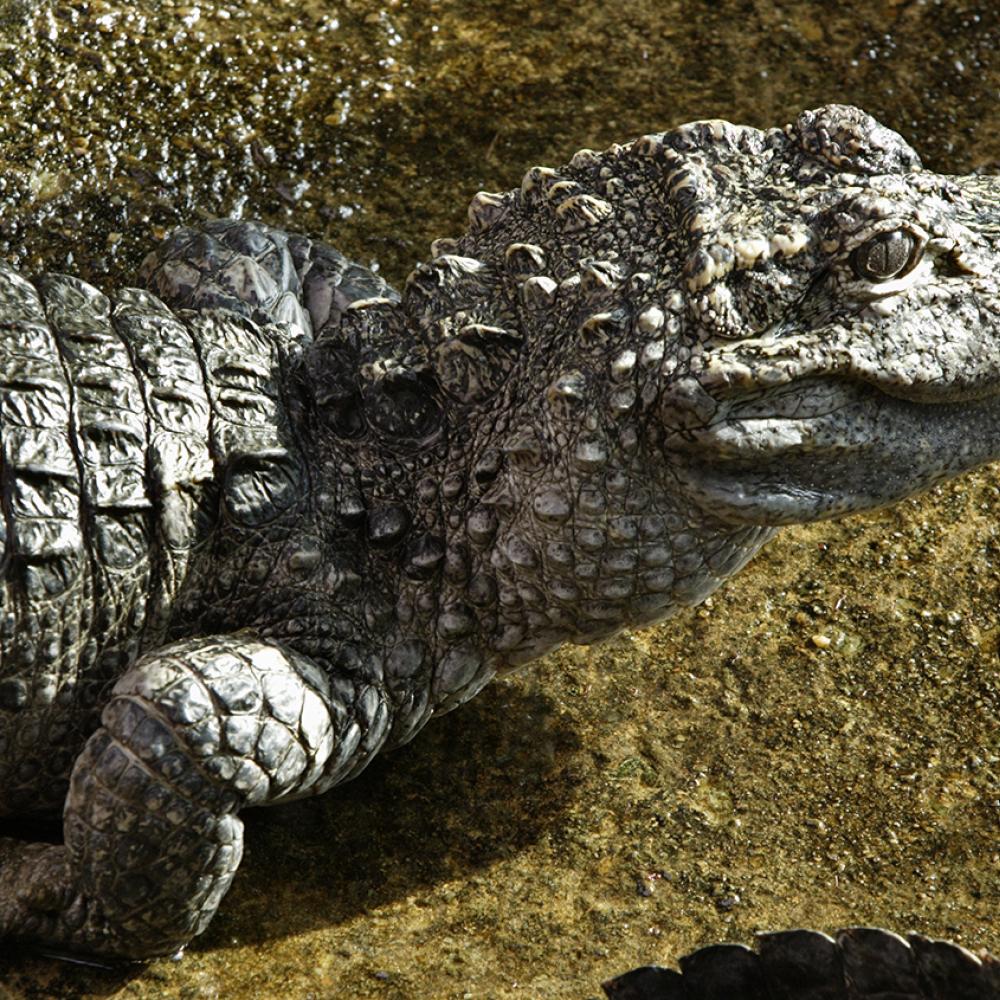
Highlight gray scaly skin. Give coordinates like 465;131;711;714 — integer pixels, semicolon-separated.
0;105;996;969
602;928;1000;1000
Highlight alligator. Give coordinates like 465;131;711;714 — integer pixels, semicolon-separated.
602;927;1000;999
0;105;996;983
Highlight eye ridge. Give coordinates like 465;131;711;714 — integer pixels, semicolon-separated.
850;229;922;282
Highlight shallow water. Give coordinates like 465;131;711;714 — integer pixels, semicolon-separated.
0;1;998;997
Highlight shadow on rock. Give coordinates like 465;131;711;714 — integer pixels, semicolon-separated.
207;682;581;946
0;681;580;993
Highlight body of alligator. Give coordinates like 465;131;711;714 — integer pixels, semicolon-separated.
0;105;997;977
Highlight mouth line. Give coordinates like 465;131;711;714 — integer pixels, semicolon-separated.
663;375;1000;525
694;339;1000;409
667;374;1000;462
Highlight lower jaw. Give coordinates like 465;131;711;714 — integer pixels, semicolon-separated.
665;381;1000;526
668;456;965;525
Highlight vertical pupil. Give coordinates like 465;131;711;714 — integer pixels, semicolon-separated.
867;232;910;277
871;240;891;273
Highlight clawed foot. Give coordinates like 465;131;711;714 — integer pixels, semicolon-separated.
0;840;83;947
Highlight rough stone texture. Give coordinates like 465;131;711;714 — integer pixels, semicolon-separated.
0;104;997;972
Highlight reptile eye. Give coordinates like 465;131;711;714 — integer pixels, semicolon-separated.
850;229;922;282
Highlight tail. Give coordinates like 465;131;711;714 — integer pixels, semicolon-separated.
603;927;999;999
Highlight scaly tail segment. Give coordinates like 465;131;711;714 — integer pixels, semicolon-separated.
602;927;1000;1000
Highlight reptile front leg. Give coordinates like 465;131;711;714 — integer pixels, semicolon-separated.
0;634;386;959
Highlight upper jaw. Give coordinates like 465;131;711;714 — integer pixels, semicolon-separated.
675;270;1000;408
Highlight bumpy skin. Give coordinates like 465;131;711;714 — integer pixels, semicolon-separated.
603;928;1000;1000
0;105;997;962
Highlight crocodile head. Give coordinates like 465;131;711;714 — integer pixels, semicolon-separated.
652;105;1000;525
384;105;1000;654
401;104;1000;531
